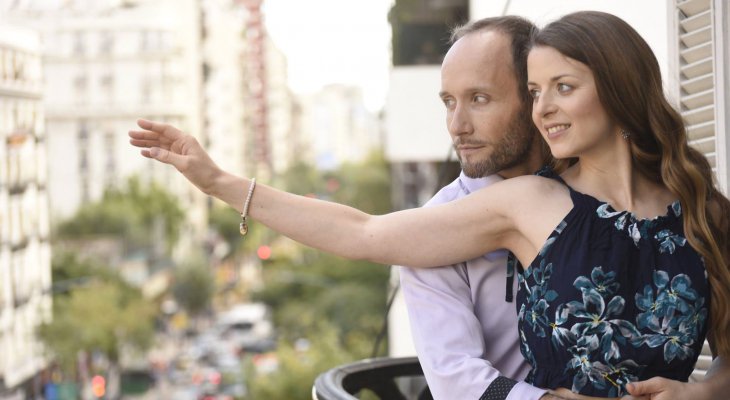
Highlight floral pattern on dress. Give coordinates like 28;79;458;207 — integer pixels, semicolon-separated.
517;199;706;396
596;201;682;247
518;260;559;338
654;230;687;254
634;270;707;362
542;266;642;395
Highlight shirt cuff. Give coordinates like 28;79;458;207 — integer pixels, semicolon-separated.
505;381;548;400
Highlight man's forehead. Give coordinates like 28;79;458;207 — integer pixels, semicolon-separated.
441;32;516;93
453;29;511;54
443;31;513;72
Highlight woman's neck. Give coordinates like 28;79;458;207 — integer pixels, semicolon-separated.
562;156;675;219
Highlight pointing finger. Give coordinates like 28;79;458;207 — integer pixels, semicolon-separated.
128;129;160;140
129;138;159;149
137;119;183;141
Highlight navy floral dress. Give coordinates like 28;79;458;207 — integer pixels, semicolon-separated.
516;168;710;396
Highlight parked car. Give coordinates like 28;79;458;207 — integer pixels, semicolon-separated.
215;303;275;354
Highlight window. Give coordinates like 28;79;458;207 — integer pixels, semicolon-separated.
99;32;114;55
141;79;151;104
77;123;89;176
74;75;88;103
100;74;114;103
104;131;116;186
389;0;469;66
73;32;85;56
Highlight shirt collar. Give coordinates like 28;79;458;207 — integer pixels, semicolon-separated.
458;171;504;195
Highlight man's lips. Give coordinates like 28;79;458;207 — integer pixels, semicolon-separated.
456;145;485;156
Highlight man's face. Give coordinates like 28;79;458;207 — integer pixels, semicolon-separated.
440;30;535;178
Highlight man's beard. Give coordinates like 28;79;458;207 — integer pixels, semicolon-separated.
456;111;535;178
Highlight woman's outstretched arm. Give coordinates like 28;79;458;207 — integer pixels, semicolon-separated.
129;119;526;267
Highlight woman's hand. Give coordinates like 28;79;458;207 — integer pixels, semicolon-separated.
128;119;224;196
550;387;647;400
626;378;713;399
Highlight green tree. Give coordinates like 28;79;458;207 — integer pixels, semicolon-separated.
50;251;132;295
251;153;392;340
171;258;215;317
56;176;184;251
278;159;324;196
245;153;393;398
330;151;392;214
246;323;374;400
38;253;155;374
253;250;389;342
208;203;272;255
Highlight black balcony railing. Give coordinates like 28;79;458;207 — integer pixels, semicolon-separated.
312;356;432;400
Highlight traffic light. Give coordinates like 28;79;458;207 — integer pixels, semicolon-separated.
91;375;106;398
257;245;271;260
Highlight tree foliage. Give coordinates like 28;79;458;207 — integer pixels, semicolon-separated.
246;323;375;400
55;176;184;251
245;152;393;398
330;151;392;214
38;253;156;374
171;257;215;317
253;250;389;342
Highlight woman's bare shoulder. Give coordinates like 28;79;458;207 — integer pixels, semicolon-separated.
483;174;570;198
466;174;573;217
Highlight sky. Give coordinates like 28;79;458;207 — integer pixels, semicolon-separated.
262;0;669;113
263;0;394;112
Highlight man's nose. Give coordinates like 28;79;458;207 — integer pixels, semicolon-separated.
448;104;472;136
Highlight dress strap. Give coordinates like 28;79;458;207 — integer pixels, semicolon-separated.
534;165;590;211
505;252;518;302
535;165;567;184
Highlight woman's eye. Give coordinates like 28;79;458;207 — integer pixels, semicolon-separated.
529;89;541;99
557;83;573;94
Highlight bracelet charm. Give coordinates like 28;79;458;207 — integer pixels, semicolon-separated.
240;178;256;236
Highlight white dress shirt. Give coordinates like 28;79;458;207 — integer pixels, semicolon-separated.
399;172;547;400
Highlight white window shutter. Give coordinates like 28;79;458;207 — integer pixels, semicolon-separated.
675;0;715;167
668;0;729;380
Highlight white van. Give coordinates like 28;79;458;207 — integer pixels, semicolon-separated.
215;303;275;353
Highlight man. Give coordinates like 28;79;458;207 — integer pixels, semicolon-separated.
399;16;551;400
399;15;730;400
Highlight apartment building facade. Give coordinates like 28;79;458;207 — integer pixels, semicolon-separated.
19;0;208;255
0;25;52;399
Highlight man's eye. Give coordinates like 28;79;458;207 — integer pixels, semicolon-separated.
442;98;455;108
473;95;489;103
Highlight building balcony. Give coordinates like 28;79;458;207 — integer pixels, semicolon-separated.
312;356;431;400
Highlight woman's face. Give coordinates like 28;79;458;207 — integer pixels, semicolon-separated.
527;46;619;160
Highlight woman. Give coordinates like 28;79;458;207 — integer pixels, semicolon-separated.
129;11;730;398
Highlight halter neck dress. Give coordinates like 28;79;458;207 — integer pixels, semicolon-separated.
515;167;710;397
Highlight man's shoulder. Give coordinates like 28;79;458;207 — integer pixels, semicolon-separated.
424;173;499;207
423;179;462;207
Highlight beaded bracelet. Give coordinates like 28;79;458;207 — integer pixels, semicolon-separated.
239;178;256;236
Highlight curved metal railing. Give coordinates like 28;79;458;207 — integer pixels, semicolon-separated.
312;356;431;400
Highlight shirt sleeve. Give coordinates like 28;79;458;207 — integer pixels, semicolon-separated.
399;264;547;400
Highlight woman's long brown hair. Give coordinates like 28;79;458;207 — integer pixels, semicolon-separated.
532;11;730;357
